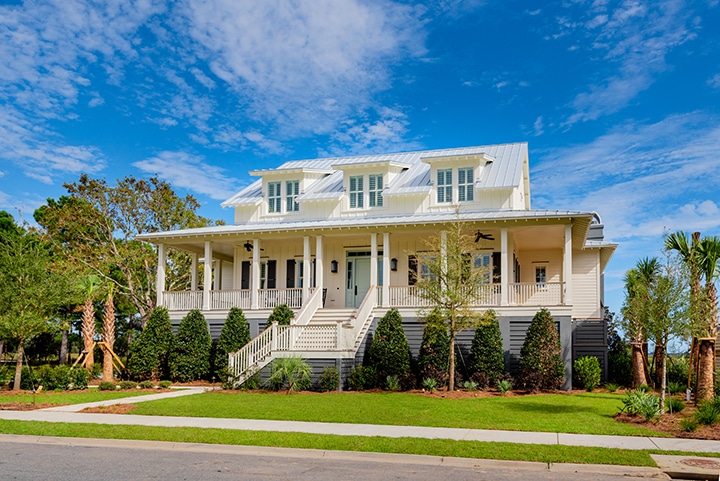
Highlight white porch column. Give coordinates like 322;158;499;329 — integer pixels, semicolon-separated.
303;236;311;302
156;243;166;308
190;253;198;291
203;241;212;311
251;239;260;310
382;232;390;307
500;228;509;306
315;236;324;294
564;224;573;306
370;233;378;292
216;260;223;291
440;230;447;274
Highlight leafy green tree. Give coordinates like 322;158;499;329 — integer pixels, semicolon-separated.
214;308;251;380
368;308;411;387
267;356;312;394
519;308;564;391
414;219;492;390
470;310;504;384
128;307;174;380
268;304;294;326
170;309;212;382
0;230;70;389
621;258;658;387
417;309;450;387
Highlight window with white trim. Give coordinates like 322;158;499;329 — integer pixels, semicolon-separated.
349;175;364;209
285;180;299;212
268;182;281;213
260;261;267;289
369;174;383;207
437;169;452;203
458;167;474;202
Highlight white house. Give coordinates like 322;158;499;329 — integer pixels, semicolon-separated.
137;142;616;389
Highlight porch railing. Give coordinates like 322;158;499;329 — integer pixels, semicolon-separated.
163;291;203;311
386;284;502;307
508;282;563;306
210;290;251;310
258;288;303;309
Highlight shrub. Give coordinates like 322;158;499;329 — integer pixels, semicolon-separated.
267;356;312;394
17;365;89;391
497;378;512;394
385;375;400;392
667;381;685;396
347;365;376;391
667;356;689;385
694;398;720;426
128;307;175;381
170;309;212;382
470;310;504;384
635;384;652;393
519;309;564;391
368;309;411;387
620;391;661;421
417;309;449;387
680;417;699;432
316;366;340;392
214;308;251;380
607;349;632;387
158;380;172;389
665;397;685;414
470;371;490;390
604;382;620;393
240;373;260;390
462;380;478;391
268;304;294;326
574;356;601;392
98;381;116;391
138;380;154;389
119;380;137;390
422;377;438;391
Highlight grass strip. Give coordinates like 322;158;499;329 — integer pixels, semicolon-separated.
0;419;661;467
130;391;663;437
0;390;158;405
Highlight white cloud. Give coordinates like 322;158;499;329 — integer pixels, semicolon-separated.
133;151;242;200
708;73;720;89
533;116;544;136
325;107;422;156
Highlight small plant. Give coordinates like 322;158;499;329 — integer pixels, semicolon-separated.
573;356;601;392
665;397;685;414
470;372;490;390
604;382;620;393
635;384;652;393
694;398;720;426
680;417;699;432
240;374;261;390
667;381;685;396
463;380;478;391
385;375;400;392
347;365;376;391
620;391;661;421
267;356;312;394
98;381;117;391
119;380;137;390
497;379;512;394
158;380;172;389
138;380;155;389
316;366;340;392
422;377;438;391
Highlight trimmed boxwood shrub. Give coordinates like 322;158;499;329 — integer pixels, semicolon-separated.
268;304;294;326
128;307;175;381
368;308;411;388
574;355;601;392
519;308;564;391
18;365;89;391
213;307;251;380
98;381;116;391
316;366;340;392
417;309;449;387
138;380;155;389
170;309;212;382
469;309;504;384
347;365;376;391
119;380;137;390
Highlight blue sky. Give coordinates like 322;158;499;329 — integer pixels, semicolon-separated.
1;0;719;315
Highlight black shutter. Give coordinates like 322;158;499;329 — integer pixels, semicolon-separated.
408;255;418;286
267;260;277;289
286;259;296;288
241;261;250;290
492;252;501;283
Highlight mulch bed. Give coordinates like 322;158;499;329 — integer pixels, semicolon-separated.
615;408;720;440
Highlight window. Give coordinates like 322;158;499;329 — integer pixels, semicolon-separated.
535;266;547;287
286;180;299;212
369;174;383;207
297;260;304;288
349;175;364;208
458;167;474;202
437;169;452;203
268;182;281;213
474;253;492;283
260;262;267;289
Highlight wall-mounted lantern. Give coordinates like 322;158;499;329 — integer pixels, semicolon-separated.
390;258;398;271
330;260;339;273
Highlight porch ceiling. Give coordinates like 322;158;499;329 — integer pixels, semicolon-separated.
511;224;565;250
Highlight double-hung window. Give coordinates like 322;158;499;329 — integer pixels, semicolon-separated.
268;182;282;213
286;180;299;212
437;169;452;203
349;175;364;209
369;174;383;207
535;266;547;288
458;167;474;202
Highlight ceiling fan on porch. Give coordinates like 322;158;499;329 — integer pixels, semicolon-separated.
474;231;495;243
243;241;264;252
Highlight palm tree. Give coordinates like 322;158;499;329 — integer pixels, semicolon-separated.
77;275;102;369
622;258;658;387
695;237;720;398
101;283;116;382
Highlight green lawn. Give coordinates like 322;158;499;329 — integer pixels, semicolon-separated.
129;391;662;437
0;389;159;406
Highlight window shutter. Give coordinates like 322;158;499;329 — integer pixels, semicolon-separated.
241;261;250;290
267;260;277;289
286;259;295;288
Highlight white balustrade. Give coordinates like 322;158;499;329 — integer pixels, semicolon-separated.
210;290;251;310
258;288;304;309
508;282;563;306
163;291;203;310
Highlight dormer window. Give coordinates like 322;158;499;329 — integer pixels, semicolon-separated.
369;174;383;207
286;180;299;212
268;181;282;213
349;175;364;208
458;167;474;202
437;169;452;203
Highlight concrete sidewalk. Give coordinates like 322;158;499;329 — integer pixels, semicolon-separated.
1;387;720;454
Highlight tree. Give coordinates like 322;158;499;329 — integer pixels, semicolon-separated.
470;310;504;384
214;308;251;380
414;220;491;390
417;309;450;387
519;308;564;391
101;284;116;382
368;308;411;387
0;230;70;390
170;309;212;382
268;304;294;326
621;258;658;387
128;307;174;381
34;176;218;324
77;275;102;369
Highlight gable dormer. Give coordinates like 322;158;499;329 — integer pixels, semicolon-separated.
421;152;495;207
249;167;333;216
331;159;410;212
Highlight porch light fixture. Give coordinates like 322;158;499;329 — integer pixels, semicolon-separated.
330;260;338;273
390;258;398;271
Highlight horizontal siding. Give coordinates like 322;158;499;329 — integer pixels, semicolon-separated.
572;250;601;319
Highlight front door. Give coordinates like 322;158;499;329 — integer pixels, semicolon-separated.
345;256;371;308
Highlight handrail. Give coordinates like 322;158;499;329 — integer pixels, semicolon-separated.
293;286;322;326
348;285;377;350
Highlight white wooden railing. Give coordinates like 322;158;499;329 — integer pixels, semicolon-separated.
258;288;303;309
293;287;321;326
385;284;502;307
508;282;563;306
350;286;378;349
210;290;251;310
163;291;203;311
